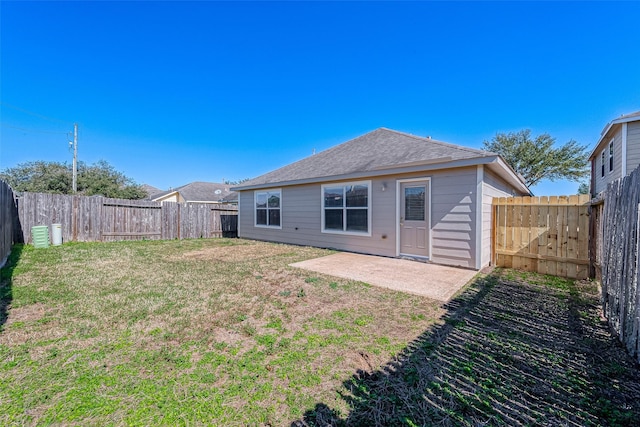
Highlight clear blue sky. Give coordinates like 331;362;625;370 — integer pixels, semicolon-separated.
1;1;639;195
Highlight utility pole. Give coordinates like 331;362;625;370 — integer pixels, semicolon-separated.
72;123;78;193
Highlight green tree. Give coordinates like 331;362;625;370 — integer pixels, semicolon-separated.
223;178;251;185
0;161;71;194
577;182;590;195
77;160;146;199
0;160;146;199
482;130;589;188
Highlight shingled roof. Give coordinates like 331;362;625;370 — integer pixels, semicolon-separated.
590;110;640;160
234;128;518;190
151;182;236;203
141;184;163;200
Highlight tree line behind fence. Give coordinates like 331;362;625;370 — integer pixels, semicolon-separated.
15;192;238;244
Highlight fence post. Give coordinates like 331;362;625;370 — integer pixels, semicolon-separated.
177;203;181;240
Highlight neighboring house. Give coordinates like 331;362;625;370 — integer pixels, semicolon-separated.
141;184;162;200
232;128;530;269
589;111;640;197
150;182;238;204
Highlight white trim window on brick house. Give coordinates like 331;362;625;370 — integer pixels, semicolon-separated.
321;181;371;236
255;189;282;228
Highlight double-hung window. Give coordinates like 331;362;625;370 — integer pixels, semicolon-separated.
601;150;606;177
322;181;370;235
255;189;281;228
609;140;614;173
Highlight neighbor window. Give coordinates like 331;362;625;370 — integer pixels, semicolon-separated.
255;189;281;228
321;181;370;234
601;150;606;177
609;140;614;173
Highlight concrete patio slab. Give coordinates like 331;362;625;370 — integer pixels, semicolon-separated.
290;252;478;302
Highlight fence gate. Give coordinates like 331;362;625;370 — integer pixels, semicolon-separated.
493;195;590;279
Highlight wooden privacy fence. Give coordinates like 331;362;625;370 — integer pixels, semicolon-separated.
599;166;640;363
16;192;237;244
0;180;18;265
493;195;590;279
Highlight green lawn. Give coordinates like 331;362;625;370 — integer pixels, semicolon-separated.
1;239;639;426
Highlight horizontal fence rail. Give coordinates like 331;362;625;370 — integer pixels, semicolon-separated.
16;192;237;244
493;195;590;280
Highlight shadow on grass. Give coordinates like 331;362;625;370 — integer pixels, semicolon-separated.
293;271;640;426
0;244;24;332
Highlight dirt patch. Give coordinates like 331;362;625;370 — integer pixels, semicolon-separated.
0;304;62;346
4;303;46;324
179;242;294;262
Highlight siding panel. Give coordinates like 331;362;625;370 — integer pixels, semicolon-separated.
239;180;396;256
239;166;521;269
594;127;624;194
627;121;640;174
482;168;520;267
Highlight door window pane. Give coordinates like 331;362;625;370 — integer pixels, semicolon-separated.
405;187;425;221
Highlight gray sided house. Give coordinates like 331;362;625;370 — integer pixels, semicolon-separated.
589;111;640;197
233;128;530;269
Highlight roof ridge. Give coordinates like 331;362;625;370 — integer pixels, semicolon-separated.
379;128;494;156
233;127;506;190
243;129;385;178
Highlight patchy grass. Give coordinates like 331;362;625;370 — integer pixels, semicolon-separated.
2;241;639;426
0;239;441;426
294;269;640;426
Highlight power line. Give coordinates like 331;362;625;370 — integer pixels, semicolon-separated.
0;123;68;135
0;102;71;125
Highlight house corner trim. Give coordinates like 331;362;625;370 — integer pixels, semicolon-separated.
622;122;628;177
475;164;483;270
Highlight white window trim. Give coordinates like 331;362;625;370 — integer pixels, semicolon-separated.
601;150;606;177
321;180;372;236
254;188;282;229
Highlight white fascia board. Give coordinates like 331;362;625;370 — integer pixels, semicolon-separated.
491;157;531;195
589;115;640;160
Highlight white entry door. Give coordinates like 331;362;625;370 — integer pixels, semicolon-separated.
399;181;430;258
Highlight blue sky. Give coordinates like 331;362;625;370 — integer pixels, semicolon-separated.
1;1;639;195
